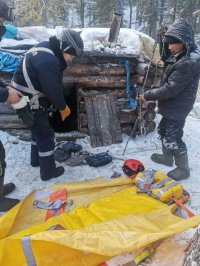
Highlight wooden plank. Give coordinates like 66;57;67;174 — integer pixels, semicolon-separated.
0;114;27;129
107;93;122;144
65;64;134;76
79;113;88;127
96;94;113;146
119;109;137;124
63;75;135;88
85;92;122;147
0;102;16;114
85;95;102;147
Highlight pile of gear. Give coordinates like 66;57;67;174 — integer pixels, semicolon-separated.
122;159;192;216
54;141;113;167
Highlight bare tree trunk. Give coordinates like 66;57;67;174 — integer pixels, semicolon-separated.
183;227;200;266
173;0;177;22
159;0;165;25
80;0;85;28
128;0;133;28
41;0;47;26
148;0;159;39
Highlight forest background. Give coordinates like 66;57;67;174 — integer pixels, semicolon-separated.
5;0;200;43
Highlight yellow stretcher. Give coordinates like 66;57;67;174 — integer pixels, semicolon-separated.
0;176;200;266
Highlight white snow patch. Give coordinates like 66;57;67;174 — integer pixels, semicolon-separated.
1;114;200;217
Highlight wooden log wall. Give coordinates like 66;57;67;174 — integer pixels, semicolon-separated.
70;54;162;146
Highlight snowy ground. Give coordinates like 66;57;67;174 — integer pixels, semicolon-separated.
1;106;200;216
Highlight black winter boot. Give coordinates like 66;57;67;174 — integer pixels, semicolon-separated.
167;149;190;181
0;177;20;212
3;182;15;196
151;144;173;167
41;166;65;181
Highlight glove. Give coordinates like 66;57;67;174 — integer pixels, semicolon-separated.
11;96;34;127
59;105;71;121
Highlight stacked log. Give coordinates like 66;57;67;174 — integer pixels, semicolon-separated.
183;227;200;265
65;54;162;146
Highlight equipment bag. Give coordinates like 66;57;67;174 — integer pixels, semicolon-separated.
135;170;183;203
86;152;112;167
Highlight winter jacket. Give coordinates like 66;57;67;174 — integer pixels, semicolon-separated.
12;41;67;111
144;19;200;120
0;79;8;102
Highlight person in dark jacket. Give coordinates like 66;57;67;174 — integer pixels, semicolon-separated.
12;29;84;181
0;80;21;211
139;19;200;180
0;1;21;212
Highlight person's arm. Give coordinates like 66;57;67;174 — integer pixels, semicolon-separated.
36;59;67;111
0;78;9;102
0;87;9;102
143;60;193;101
0;85;22;103
35;55;70;120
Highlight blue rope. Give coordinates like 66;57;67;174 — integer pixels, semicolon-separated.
119;60;137;109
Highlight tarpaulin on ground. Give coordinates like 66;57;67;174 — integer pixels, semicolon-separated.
0;177;200;266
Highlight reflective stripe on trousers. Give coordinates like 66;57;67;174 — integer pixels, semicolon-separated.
30;108;56;179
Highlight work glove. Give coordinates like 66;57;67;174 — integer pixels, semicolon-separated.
59;105;71;121
11;96;34;127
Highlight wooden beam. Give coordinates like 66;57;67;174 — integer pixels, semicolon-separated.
65;64;135;76
63;75;135;88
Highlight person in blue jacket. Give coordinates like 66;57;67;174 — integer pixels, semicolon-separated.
139;19;200;181
12;29;84;181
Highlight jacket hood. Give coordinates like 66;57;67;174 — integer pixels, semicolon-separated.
165;19;197;53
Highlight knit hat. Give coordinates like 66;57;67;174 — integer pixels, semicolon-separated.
58;29;84;57
164;35;182;44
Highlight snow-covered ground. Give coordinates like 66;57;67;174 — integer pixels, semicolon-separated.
1;105;200;216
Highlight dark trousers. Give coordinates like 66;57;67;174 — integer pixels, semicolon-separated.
0;140;6;174
158;117;186;150
0;141;6;196
30;108;56;180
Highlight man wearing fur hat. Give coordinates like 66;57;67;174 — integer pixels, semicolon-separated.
139;19;200;181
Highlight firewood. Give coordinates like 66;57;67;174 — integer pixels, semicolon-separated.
63;75;135;88
65;64;135;76
119;109;137;124
0;114;27;129
183;227;200;266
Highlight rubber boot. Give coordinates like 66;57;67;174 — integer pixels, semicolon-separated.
0;175;20;212
41;166;65;181
167;149;190;181
3;182;15;196
151;144;173;167
31;142;39;167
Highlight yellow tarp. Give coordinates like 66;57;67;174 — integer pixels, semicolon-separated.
0;177;200;266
